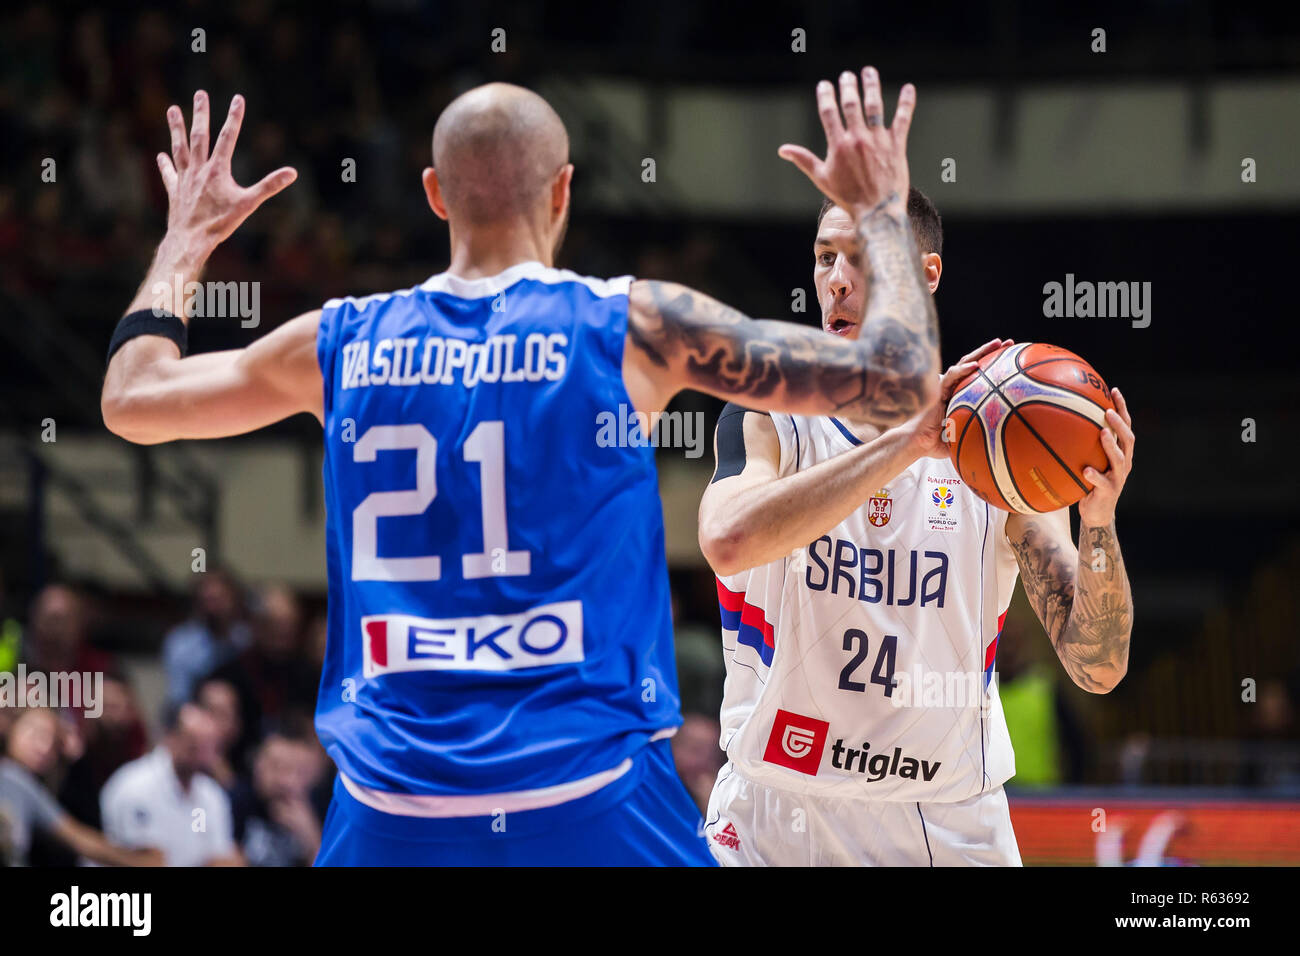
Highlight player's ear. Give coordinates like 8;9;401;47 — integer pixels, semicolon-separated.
551;163;573;221
423;167;449;221
923;252;942;294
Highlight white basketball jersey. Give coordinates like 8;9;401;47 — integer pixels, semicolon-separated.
715;413;1022;803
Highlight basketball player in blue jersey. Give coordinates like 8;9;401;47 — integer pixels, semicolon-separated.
101;69;941;865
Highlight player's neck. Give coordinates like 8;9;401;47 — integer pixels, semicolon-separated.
445;223;553;279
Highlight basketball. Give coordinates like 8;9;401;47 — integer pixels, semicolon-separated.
945;342;1115;514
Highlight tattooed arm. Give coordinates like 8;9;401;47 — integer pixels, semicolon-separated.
1006;510;1133;693
624;265;937;424
624;193;939;424
623;68;939;424
697;340;1004;576
1004;388;1137;693
850;190;940;421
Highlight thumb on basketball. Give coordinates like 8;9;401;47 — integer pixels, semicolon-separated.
957;338;1011;367
940;361;979;400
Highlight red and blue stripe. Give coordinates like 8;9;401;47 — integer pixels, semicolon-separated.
716;579;775;667
984;609;1008;687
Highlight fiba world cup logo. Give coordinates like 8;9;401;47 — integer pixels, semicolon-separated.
781;725;817;759
931;486;955;510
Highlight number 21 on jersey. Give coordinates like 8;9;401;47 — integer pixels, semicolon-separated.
349;421;530;582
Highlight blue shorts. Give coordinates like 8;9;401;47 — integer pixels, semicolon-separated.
314;738;717;866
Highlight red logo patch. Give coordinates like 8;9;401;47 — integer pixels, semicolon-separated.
762;709;829;776
713;822;741;851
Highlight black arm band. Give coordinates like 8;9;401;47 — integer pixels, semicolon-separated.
106;310;188;365
710;402;763;484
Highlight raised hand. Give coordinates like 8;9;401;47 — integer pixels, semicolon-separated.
778;67;915;217
156;91;297;254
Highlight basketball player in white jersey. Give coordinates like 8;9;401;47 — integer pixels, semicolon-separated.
697;190;1136;866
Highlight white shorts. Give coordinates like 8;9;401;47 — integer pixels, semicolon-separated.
704;763;1022;867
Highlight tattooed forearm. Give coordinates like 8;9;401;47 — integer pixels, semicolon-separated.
1064;521;1132;691
1009;523;1074;647
627;222;939;425
629;280;865;409
854;194;939;351
1009;517;1132;693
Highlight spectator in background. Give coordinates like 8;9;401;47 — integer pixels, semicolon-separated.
72;112;148;228
1241;678;1300;791
162;568;251;710
670;587;724;718
99;702;243;867
67;10;113;106
208;584;317;756
671;713;725;813
195;677;243;789
230;730;325;866
0;707;160;867
0;568;21;675
22;583;112;677
306;734;335;826
305;612;329;675
58;673;148;831
297;615;337;821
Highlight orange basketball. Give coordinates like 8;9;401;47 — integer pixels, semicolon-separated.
945;342;1114;513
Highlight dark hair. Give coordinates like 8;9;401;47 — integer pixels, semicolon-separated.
817;187;943;257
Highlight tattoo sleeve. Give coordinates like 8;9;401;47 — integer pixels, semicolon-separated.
627;198;939;425
1009;517;1133;693
851;196;940;422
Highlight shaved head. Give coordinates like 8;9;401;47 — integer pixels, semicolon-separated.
433;83;569;226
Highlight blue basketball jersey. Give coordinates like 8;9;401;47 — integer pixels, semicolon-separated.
314;261;681;800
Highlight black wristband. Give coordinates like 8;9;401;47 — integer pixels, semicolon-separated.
106;309;188;365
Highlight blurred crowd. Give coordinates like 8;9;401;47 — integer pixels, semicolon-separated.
0;570;731;867
0;2;735;358
0;573;331;866
2;3;465;334
5;565;1298;867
